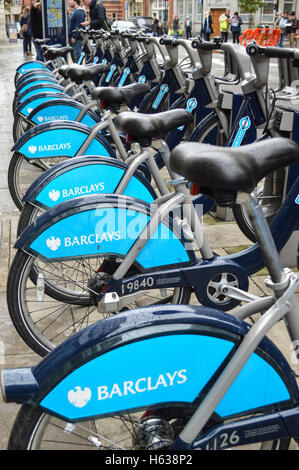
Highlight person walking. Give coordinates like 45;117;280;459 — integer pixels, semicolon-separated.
201;10;213;41
172;15;180;39
81;0;111;31
276;11;289;47
286;11;297;47
219;9;230;43
152;14;159;37
231;11;242;43
20;7;32;57
68;0;85;63
30;2;44;62
185;16;192;39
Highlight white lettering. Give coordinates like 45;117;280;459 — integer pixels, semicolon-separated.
63;231;121;247
94;369;188;403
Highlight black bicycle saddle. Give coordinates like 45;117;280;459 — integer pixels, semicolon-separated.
114;109;193;140
67;63;110;84
45;46;73;59
170;138;299;206
35;38;51;46
92;82;150;105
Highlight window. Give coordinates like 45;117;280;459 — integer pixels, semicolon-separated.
261;0;275;23
283;0;295;13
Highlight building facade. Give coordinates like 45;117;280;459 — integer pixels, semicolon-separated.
2;0;299;39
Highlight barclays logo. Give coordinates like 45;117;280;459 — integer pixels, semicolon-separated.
49;189;60;202
68;386;92;408
28;145;37;154
66;369;187;408
46;236;61;251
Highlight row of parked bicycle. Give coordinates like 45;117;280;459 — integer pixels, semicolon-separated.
1;30;299;450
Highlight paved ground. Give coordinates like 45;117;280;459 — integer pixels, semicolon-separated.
0;38;298;450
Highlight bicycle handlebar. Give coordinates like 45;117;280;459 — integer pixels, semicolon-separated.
246;41;299;60
191;37;222;50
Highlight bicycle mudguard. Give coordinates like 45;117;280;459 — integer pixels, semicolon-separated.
27;99;100;127
16;92;72;118
17;83;65;104
14;194;195;268
15;70;55;87
22;156;157;208
16;76;59;96
2;305;298;423
15;61;52;79
12;121;115;160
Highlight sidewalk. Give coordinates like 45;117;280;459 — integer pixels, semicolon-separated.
0;39;298;450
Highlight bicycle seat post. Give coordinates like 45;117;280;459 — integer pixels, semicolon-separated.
244;192;287;292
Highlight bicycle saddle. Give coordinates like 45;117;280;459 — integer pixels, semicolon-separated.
45;46;73;59
67;64;110;84
91;83;150;105
170;138;299;207
114;109;193;141
58;64;70;80
35;38;51;46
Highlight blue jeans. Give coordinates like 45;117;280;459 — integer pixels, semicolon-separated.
71;39;83;63
174;29;178;39
278;32;285;47
33;39;44;62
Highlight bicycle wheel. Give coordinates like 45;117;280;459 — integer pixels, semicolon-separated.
7;404;290;450
232;168;286;242
190;113;227;146
7;250;192;357
8;152;69;211
17;203;44;237
12;114;32;143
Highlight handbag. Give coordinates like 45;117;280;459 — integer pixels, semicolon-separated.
178;29;182;36
21;23;28;34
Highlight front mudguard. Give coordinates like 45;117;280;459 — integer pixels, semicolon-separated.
12;120;115;161
2;304;298;423
22;155;157;209
15;92;72;118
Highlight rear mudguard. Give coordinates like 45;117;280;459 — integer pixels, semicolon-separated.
12;120;115;160
16;76;59;96
27;99;100;127
22;155;157;208
16;70;55;88
17;83;65;104
15;61;53;83
16;92;72;118
2;305;298;424
14;193;195;269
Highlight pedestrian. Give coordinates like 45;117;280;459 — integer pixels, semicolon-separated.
30;2;44;62
231;11;242;44
219;9;230;43
81;0;111;31
276;11;289;47
185;16;192;39
286;11;297;47
152;14;159;37
20;7;32;57
172;15;181;39
201;10;213;41
68;0;85;63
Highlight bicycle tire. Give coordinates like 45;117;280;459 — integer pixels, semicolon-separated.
190;113;226;146
7;250;192;356
12;114;32;143
8;151;69;211
232;169;286;242
7;403;291;450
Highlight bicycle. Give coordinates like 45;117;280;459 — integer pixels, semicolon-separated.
6;109;299;356
2;138;299;450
